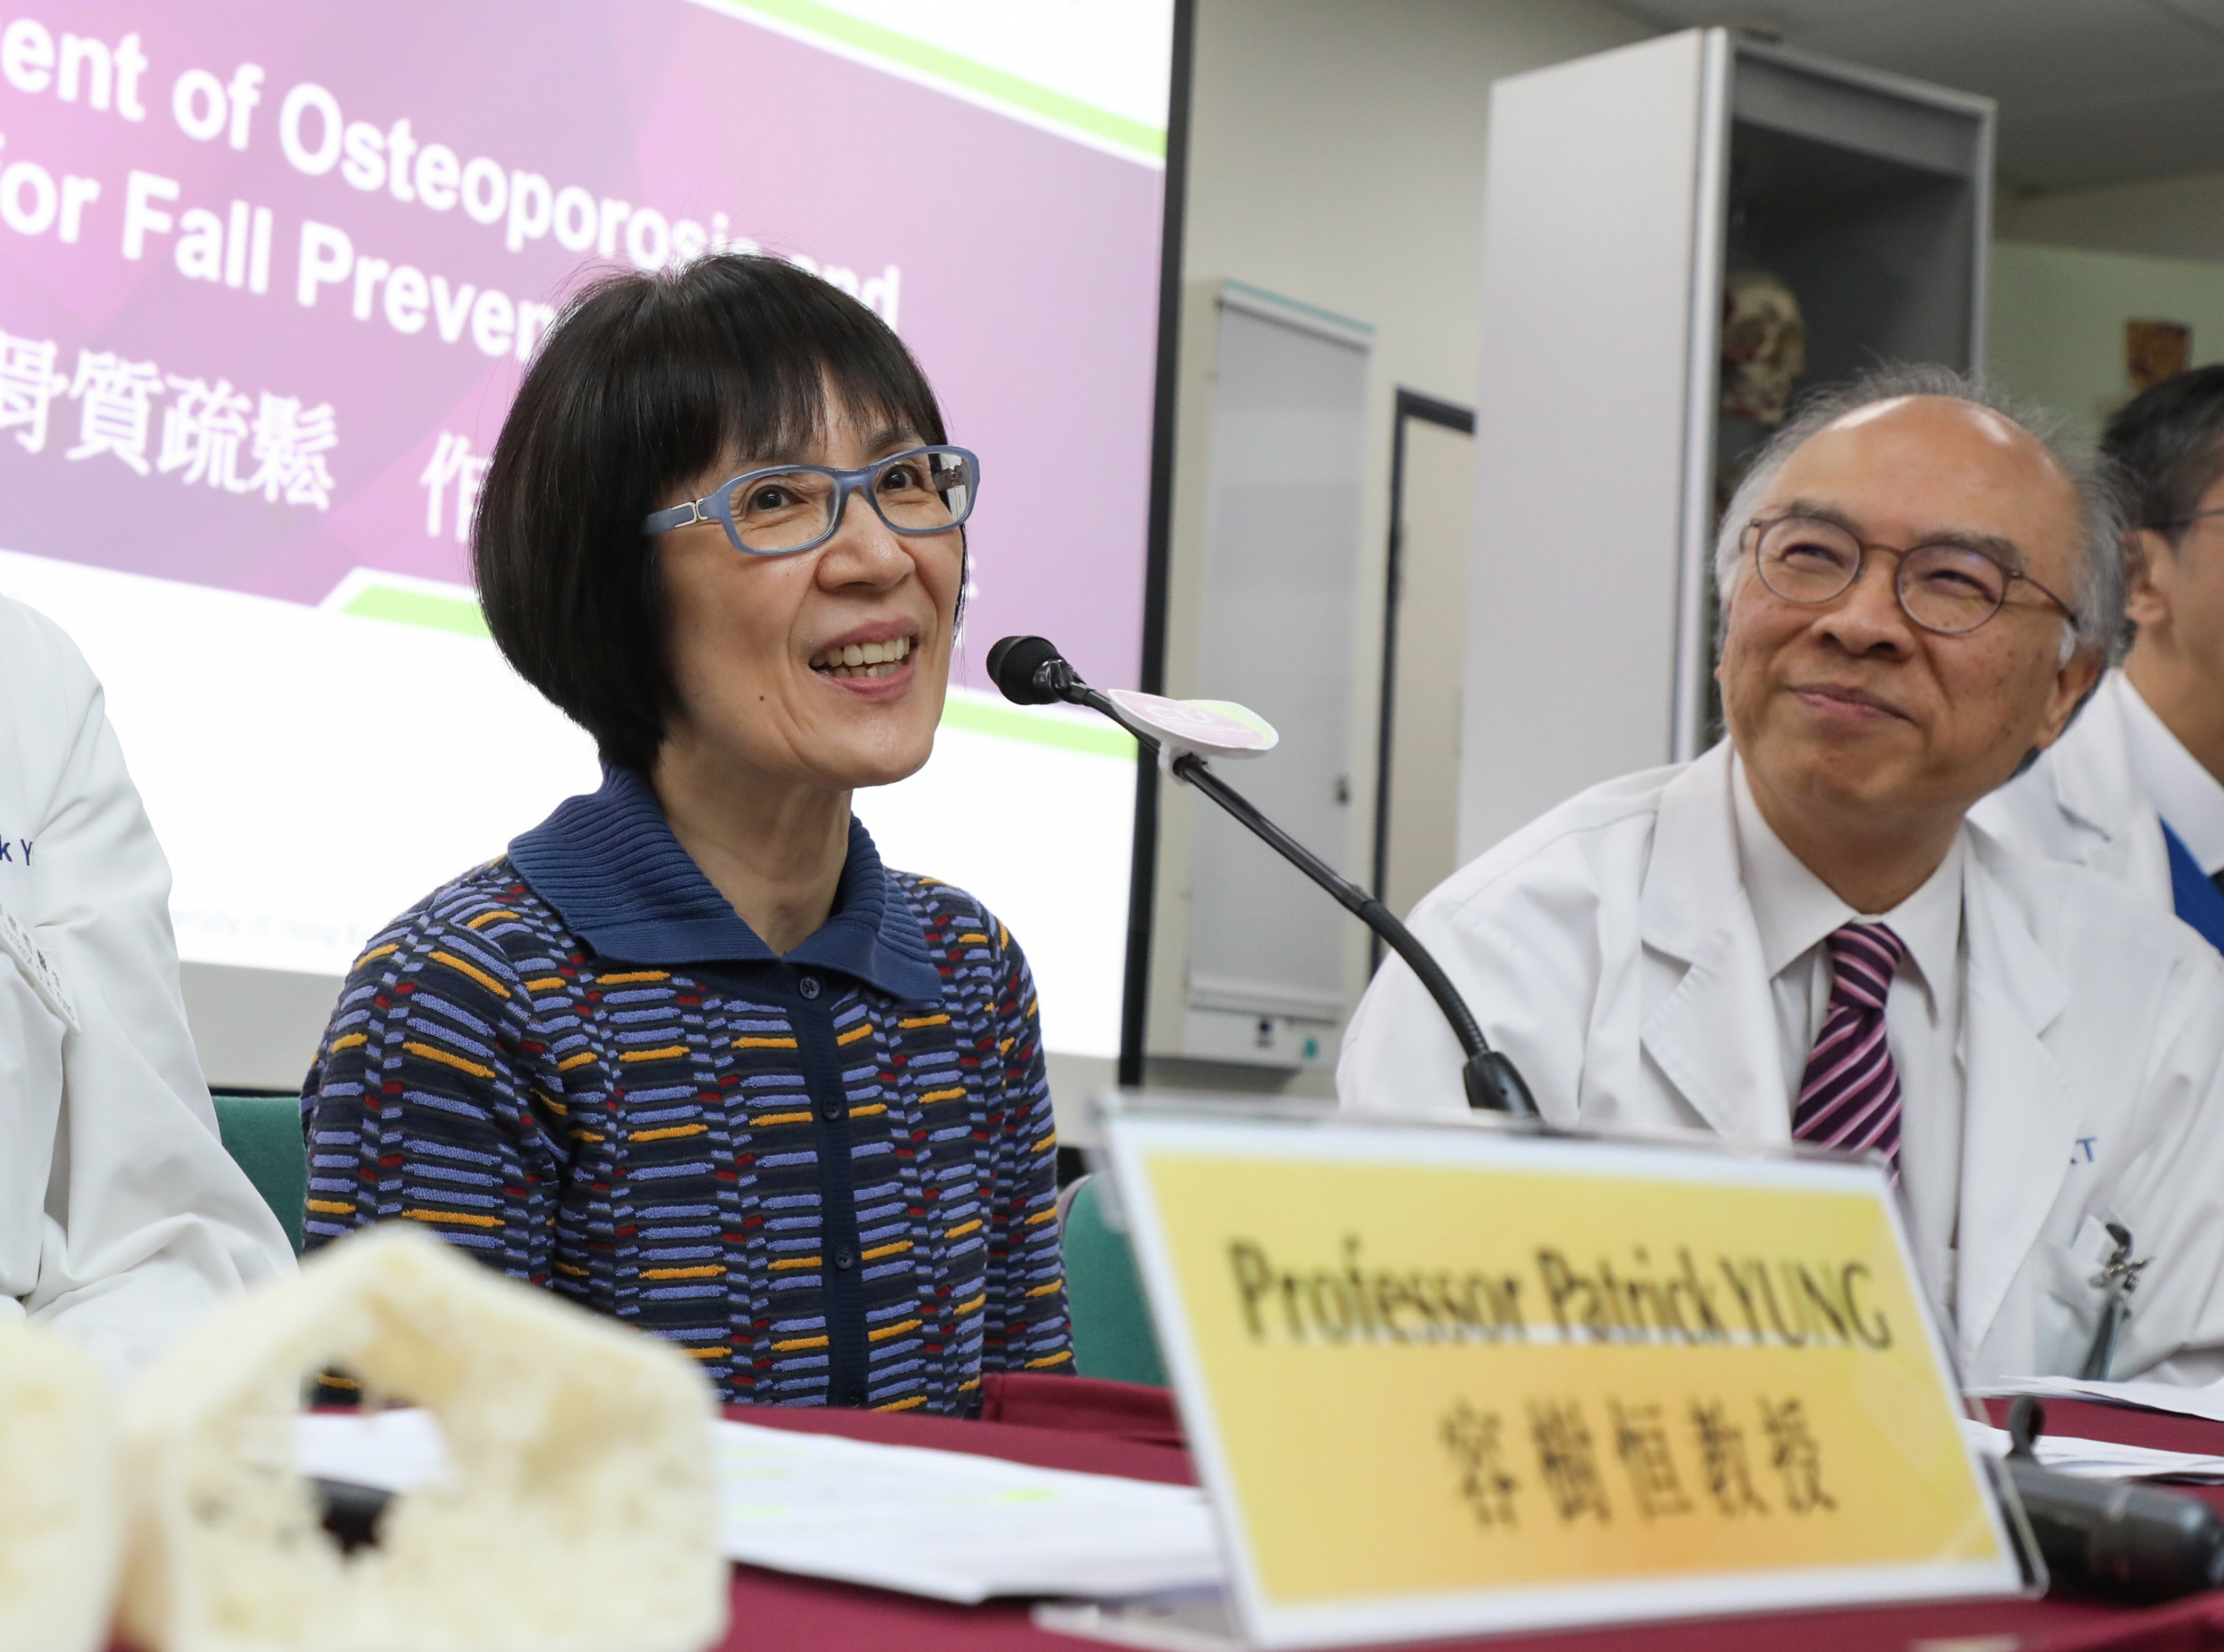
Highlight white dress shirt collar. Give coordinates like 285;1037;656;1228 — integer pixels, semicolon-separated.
2118;674;2224;876
1731;754;1964;1003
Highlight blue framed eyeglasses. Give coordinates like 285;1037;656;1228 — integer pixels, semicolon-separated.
642;445;979;557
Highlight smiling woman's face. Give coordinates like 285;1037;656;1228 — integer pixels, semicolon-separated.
650;389;963;796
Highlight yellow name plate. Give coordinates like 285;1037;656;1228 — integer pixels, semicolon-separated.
1100;1106;2021;1648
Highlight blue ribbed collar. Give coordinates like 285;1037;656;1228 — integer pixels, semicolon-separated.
506;765;943;1002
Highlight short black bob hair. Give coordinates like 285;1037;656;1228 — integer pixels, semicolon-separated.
2104;364;2224;539
474;253;947;772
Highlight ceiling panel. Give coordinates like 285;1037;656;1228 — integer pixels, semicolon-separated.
1608;0;2224;190
1998;77;2224;189
2155;0;2224;31
1804;0;2224;106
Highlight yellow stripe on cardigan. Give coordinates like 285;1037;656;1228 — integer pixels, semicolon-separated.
1026;1277;1064;1298
641;1265;722;1281
1025;1350;1075;1369
524;976;566;991
633;1123;708;1142
599;970;671;985
403;1040;494;1080
773;1335;830;1352
306;1199;353;1216
944;1218;983;1240
431;950;509;998
751;1110;814;1127
464;910;505;929
768;1256;822;1272
868;1318;923;1343
861;1239;911;1261
954;1292;986;1315
557;1049;598;1071
898;1014;949;1030
620;1045;687;1064
920;1086;966;1106
835;1022;874;1045
684;1345;729;1361
734;1035;799;1050
403;1208;503;1230
876;1395;929;1413
352;942;398;971
329;1033;366;1053
849;1102;888;1120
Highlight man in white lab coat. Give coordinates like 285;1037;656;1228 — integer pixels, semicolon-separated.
0;592;292;1378
1340;366;2224;1386
1973;366;2224;951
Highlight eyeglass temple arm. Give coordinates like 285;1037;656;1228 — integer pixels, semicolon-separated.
643;500;705;534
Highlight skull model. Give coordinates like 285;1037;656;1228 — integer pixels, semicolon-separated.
1720;269;1806;426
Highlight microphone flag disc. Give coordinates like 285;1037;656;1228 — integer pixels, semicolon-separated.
1103;690;1278;759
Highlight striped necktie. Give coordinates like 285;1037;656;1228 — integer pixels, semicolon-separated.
1791;923;1906;1181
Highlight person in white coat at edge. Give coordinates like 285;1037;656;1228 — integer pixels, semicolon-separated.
0;592;292;1378
1973;366;2224;953
1339;363;2224;1387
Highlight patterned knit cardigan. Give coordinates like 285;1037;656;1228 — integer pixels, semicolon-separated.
300;845;1072;1415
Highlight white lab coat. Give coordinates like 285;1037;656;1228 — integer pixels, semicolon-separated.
1970;671;2174;914
0;595;292;1377
1338;741;2224;1385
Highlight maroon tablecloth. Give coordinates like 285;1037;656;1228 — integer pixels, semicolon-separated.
710;1378;2224;1652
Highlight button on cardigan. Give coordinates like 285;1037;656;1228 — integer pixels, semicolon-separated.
300;765;1072;1413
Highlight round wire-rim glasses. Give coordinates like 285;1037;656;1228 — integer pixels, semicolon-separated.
1743;512;2078;637
642;445;979;557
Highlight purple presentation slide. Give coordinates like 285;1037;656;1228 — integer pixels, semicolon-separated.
0;1;1165;690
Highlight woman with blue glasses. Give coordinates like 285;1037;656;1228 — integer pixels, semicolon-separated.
300;253;1070;1413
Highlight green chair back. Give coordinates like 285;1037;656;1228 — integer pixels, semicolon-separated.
1061;1174;1167;1387
212;1094;307;1255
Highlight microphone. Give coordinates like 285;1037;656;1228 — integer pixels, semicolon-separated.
987;634;1069;706
986;635;1536;1117
2003;1398;2224;1600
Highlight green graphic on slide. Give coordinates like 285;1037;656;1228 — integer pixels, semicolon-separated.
335;584;492;638
701;0;1166;161
336;578;1134;756
939;696;1134;758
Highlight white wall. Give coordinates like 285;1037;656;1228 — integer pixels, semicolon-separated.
1988;239;2224;444
1149;0;1654;1095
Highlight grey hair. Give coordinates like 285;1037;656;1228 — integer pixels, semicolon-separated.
1712;363;2129;663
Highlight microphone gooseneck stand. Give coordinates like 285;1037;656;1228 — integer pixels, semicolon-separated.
986;635;1536;1117
983;635;2224;1605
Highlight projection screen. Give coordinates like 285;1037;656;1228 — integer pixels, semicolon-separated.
0;0;1174;1069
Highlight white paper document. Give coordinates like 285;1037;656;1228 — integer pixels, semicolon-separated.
1959;1418;2224;1482
291;1408;454;1492
714;1419;1224;1603
280;1408;1224;1604
1968;1375;2224;1425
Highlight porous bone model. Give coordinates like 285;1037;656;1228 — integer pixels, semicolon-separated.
116;1223;729;1652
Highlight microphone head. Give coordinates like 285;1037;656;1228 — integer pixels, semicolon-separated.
987;635;1066;705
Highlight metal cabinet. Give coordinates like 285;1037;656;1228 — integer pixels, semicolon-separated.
1459;29;1993;861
